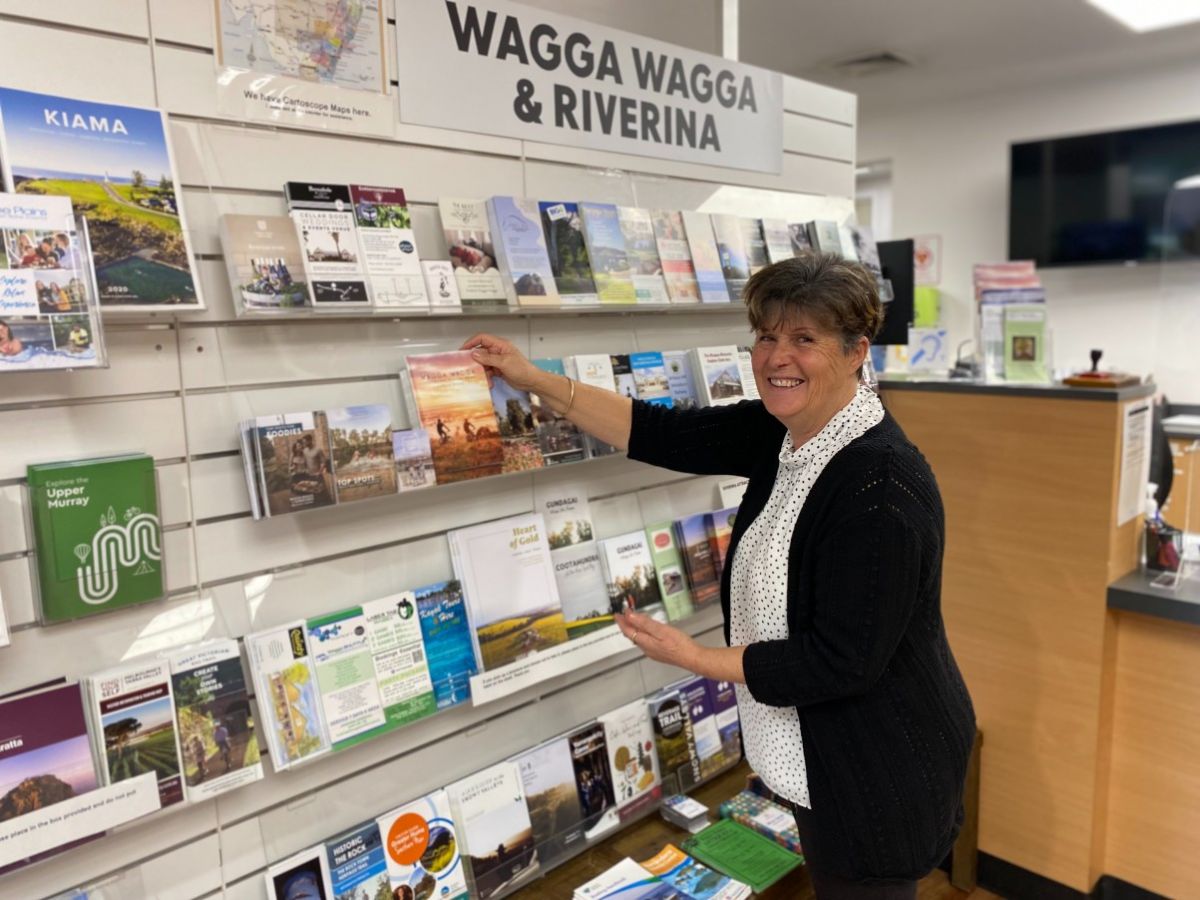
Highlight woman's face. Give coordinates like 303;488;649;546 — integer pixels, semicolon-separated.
750;312;865;435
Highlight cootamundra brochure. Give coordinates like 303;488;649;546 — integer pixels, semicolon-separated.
85;658;185;807
599;699;662;823
414;580;477;710
406;350;503;485
306;607;389;751
166;639;263;801
362;593;438;729
616;206;670;305
27;454;163;624
447;761;540;899
578;202;637;304
244;622;330;771
218;214;310;312
0;193;105;372
377;788;469;900
514;737;587;870
538;486;610;639
538;200;597;304
448;513;568;671
349;184;428;308
0;86;202;310
438;197;505;305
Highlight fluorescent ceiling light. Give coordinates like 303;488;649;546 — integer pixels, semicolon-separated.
1086;0;1200;32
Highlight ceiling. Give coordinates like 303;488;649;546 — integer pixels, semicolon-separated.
519;0;1200;113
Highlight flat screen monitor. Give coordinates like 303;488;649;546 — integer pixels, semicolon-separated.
1010;119;1200;267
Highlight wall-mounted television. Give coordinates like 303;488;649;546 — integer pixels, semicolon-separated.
1009;119;1200;267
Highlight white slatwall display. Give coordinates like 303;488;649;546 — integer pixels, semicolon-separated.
0;3;855;897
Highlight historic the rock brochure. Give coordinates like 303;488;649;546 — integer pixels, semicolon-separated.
165;639;262;801
514;737;588;869
0;87;201;310
650;210;700;303
325;403;398;503
616;206;670;304
324;819;388;900
349;184;428;307
306;607;389;751
405;350;504;484
530;358;588;466
680;212;730;303
0;682;97;827
488;196;561;306
710;214;751;299
690;346;750;407
26;453;163;624
579;202;637;304
362;592;438;730
448;513;568;671
489;375;545;474
674;513;720;610
392;428;437;491
438;197;506;305
568;721;619;840
598;531;664;618
253;410;337;515
285;182;371;308
447;761;540;899
646;521;695;622
414;580;477;710
218;213;310;313
662;350;700;410
630;351;674;407
599;699;662;823
760;218;796;265
539;200;597;304
244;621;330;771
264;845;333;900
0;192;105;372
376;788;469;900
84;658;185;807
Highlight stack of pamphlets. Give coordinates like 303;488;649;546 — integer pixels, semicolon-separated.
718;789;804;857
660;794;710;833
640;844;751;898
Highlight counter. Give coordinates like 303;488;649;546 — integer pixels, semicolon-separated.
1107;569;1200;626
879;379;1197;898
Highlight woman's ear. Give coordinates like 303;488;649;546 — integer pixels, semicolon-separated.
849;335;869;372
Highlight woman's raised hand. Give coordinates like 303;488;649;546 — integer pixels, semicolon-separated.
459;333;542;392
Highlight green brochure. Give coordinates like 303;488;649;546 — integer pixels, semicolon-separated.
682;818;804;893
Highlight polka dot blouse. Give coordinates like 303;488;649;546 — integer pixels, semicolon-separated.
729;384;885;808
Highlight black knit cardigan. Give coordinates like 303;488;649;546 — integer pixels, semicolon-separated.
628;398;976;881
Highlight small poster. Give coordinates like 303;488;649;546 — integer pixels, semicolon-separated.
913;234;942;286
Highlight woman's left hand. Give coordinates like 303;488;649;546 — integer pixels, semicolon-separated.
615;609;701;670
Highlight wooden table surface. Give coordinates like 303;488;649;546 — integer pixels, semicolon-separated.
508;761;1002;899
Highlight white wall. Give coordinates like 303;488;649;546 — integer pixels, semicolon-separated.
858;58;1200;401
0;2;855;898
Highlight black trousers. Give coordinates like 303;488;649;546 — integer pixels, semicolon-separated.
792;804;918;900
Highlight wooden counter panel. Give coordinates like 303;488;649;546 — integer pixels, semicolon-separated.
1105;613;1200;899
883;390;1123;891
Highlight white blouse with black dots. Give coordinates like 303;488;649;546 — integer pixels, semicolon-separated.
729;384;885;808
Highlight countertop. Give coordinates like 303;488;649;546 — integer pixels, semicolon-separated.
878;376;1156;403
1107;569;1200;627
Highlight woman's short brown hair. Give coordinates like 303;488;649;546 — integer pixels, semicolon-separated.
743;252;884;351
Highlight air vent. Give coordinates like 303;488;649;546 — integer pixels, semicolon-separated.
827;51;914;78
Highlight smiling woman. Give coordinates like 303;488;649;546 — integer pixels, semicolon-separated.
462;253;975;899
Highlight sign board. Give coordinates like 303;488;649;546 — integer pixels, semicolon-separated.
395;0;784;174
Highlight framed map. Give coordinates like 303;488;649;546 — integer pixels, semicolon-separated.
215;0;386;94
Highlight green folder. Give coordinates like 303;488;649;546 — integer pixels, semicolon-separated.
682;818;804;893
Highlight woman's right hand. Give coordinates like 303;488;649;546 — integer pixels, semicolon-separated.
460;333;542;392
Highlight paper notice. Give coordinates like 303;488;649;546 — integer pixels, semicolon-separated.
1118;400;1152;525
